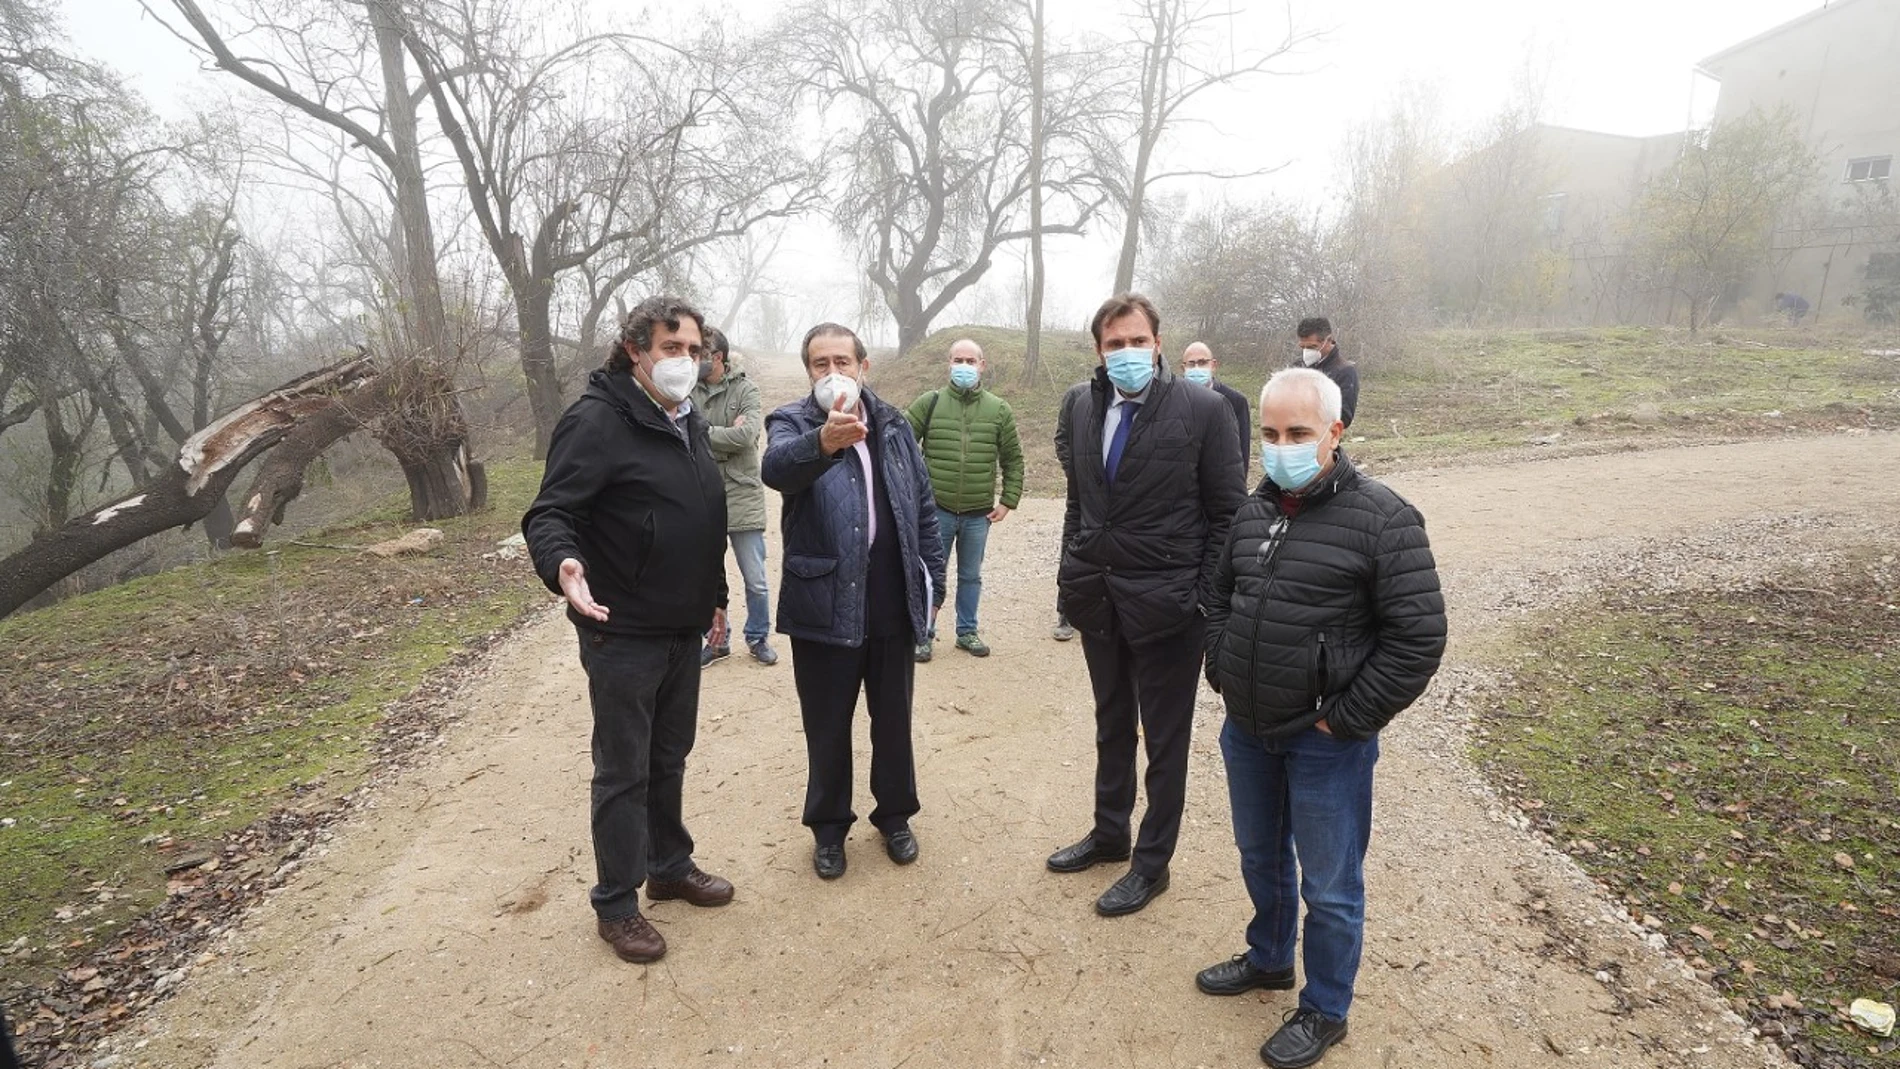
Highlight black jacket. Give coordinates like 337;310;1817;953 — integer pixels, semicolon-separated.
1205;451;1446;740
1055;366;1247;644
761;387;947;647
522;369;728;635
1212;379;1253;471
1296;347;1360;429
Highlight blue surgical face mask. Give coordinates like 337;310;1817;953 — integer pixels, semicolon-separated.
1103;347;1155;394
1182;367;1213;387
949;364;980;390
1261;440;1325;490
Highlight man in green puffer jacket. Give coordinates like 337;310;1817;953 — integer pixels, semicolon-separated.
905;338;1025;661
691;327;777;667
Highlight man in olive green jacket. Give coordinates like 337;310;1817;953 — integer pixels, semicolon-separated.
905;338;1025;661
692;328;776;666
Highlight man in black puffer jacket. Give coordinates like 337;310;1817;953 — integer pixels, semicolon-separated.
1195;367;1446;1069
1046;293;1246;918
523;296;735;967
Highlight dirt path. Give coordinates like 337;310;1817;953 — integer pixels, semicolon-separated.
103;427;1900;1069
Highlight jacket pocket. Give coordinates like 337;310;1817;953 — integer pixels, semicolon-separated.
630;512;657;589
1309;631;1330;709
782;553;840;631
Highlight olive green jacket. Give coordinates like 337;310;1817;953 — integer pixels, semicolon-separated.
904;383;1024;515
691;367;766;532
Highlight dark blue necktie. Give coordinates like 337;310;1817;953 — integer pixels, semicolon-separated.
1105;400;1140;485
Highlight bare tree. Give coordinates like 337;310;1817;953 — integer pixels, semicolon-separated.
1637;107;1817;333
780;0;1111;354
402;3;820;455
1109;0;1306;294
158;0;478;519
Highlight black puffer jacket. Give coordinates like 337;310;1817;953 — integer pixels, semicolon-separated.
522;369;728;635
1206;451;1446;740
1055;365;1246;644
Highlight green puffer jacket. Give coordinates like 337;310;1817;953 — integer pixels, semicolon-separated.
691;366;766;532
904;383;1025;515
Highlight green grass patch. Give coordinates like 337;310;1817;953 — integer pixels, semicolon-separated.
0;456;552;996
1475;554;1900;1067
869;324;1900;488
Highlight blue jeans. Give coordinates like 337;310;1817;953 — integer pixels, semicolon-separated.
728;530;770;646
1220;717;1380;1021
933;507;991;637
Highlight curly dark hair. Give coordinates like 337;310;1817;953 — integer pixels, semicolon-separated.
606;296;706;373
799;322;866;367
1088;293;1161;350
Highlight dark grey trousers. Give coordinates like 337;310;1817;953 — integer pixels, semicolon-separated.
1078;616;1205;878
576;628;699;921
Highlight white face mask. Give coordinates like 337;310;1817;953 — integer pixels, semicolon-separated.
1300;347;1324;367
813;371;861;412
649;355;698;403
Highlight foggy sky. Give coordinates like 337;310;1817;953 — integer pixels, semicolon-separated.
57;0;1827;344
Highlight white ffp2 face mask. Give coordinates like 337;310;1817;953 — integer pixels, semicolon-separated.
650;355;698;403
813;372;861;412
1300;347;1324;367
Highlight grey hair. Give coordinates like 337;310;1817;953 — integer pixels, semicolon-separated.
1260;367;1343;427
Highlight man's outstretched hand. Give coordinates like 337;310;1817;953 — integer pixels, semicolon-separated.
558;558;610;622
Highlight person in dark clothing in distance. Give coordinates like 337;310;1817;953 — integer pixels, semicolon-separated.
1047;293;1247;918
1181;341;1252;474
1294;317;1359;430
1198;366;1447;1068
762;323;947;881
521;296;736;966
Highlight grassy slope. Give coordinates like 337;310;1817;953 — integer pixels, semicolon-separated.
0;459;551;992
872;324;1900;494
1476;556;1900;1067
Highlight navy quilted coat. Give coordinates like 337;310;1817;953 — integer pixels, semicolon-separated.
761;387;947;647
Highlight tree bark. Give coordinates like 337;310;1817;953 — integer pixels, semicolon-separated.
0;355;379;619
1022;0;1047;385
516;283;565;460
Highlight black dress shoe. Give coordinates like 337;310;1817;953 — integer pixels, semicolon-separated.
1046;835;1131;873
1196;953;1296;995
1260;1008;1349;1068
813;844;846;880
884;826;919;865
1095;869;1169;916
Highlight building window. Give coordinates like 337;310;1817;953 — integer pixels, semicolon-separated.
1539;192;1567;236
1846;156;1892;183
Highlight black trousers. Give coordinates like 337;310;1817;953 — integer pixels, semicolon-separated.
576;628;699;921
1078;615;1206;878
791;634;920;845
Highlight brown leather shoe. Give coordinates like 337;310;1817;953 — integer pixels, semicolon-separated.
646;866;734;907
597;914;666;963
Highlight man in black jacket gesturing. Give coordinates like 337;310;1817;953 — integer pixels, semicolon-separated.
1047;293;1246;917
522;296;735;966
1197;367;1446;1069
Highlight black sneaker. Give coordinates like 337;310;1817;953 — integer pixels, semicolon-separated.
1260;1008;1348;1068
699;644;730;667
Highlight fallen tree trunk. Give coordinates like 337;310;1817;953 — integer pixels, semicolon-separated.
0;355;379;620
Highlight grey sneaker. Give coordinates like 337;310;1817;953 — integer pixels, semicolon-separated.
1051;615;1075;642
955;632;990;657
748;640;779;666
914;638;933;663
